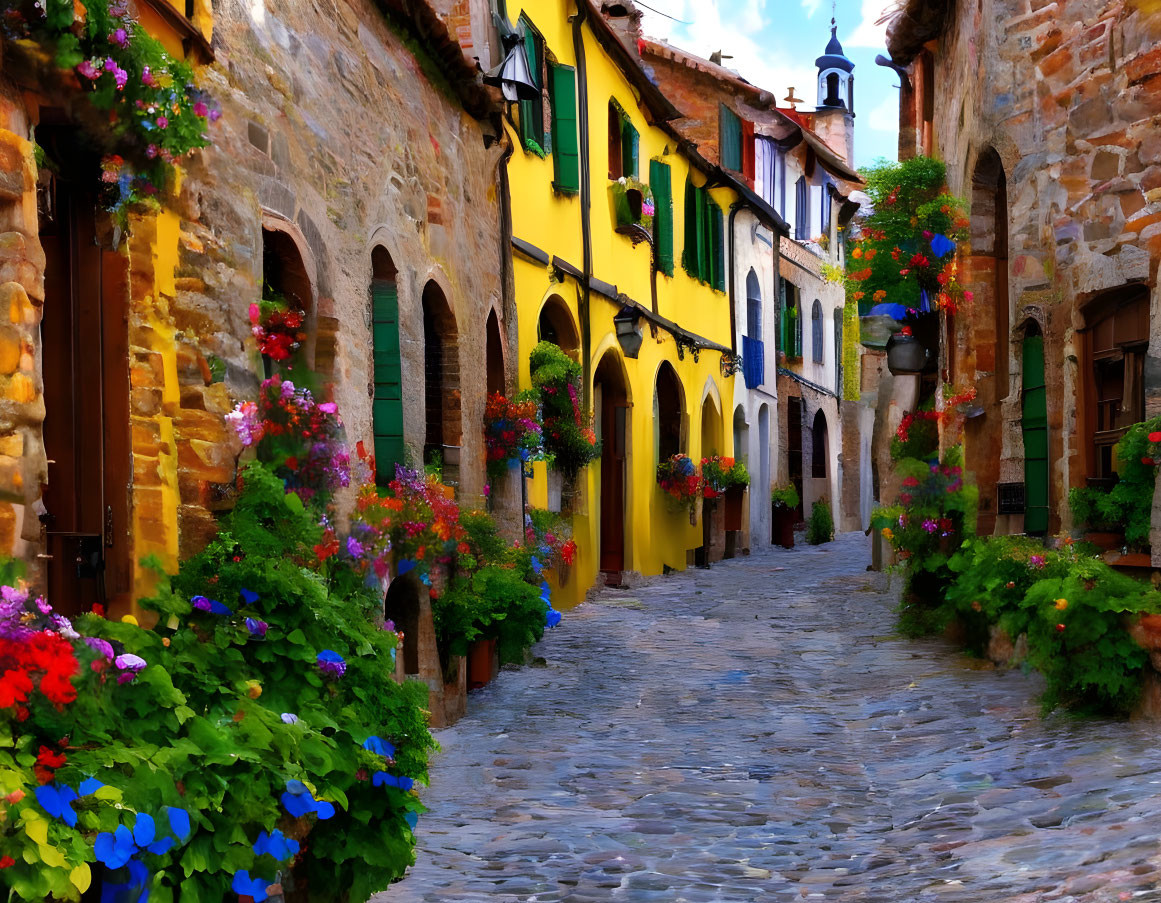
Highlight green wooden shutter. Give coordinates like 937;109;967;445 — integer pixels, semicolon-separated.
519;25;544;152
777;281;786;352
794;304;803;358
694;185;708;282
650;160;673;276
549;64;579;192
622;117;639;179
710;200;725;292
1022;333;1049;535
720;104;742;172
683;178;697;276
371;279;405;484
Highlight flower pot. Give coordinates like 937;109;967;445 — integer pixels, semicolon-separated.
724;485;745;532
772;505;795;548
468;637;496;690
886;332;929;375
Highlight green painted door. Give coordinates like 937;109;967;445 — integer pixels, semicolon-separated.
1022;333;1049;535
372;279;405;485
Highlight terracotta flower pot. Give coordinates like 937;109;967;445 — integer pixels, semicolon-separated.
772;505;795;548
468;637;496;690
724;486;745;532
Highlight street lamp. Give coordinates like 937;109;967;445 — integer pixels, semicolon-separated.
613;305;644;359
483;39;540;102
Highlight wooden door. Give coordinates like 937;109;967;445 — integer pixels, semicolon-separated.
39;167;131;615
599;398;627;575
1022;333;1049;535
787;396;804;522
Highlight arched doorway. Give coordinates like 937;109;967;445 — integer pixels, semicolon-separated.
538;295;580;359
787;395;804;521
655;362;684;461
371;246;404;486
486;309;505;397
700;393;722;458
422;282;461;485
595;351;630;581
812;409;829;479
1022;322;1048;536
384;571;422;676
261;225;313;376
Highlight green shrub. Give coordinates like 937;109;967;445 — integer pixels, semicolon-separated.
770;484;800;509
806;500;834;545
1068;416;1160;550
433;566;547;665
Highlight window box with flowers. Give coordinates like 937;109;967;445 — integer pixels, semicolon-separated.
609;176;654;236
657;453;701;520
702;456;749;531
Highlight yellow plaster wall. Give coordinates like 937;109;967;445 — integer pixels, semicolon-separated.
508;1;737;605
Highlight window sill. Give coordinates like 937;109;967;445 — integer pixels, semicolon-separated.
552;183;579;197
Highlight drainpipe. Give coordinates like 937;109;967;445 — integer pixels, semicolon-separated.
572;1;593;406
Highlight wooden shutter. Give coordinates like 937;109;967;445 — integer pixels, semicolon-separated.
710;199;725;292
608;104;622;179
1022;333;1049;534
720;104;741;172
622;117;639;179
650;159;674;276
549;64;579;192
694;183;708;282
371;278;405;483
519;25;544;151
742;119;756;183
794;303;803;358
683;178;697;276
811;300;823;362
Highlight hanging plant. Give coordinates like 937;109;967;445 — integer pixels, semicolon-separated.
7;0;219;222
529;342;599;477
250;294;307;362
700;455;748;498
657;453;701;511
482;391;544;481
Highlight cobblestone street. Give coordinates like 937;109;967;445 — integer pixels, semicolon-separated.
379;533;1161;903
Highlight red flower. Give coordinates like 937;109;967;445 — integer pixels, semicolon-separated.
902;476;919;488
0;670;32;708
1149;432;1161;443
36;746;67;769
0;856;13;868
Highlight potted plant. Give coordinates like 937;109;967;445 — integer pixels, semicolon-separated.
702;456;749;531
771;483;800;548
657;453;701;514
609;176;655;234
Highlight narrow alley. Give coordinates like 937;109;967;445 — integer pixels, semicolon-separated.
382;533;1161;903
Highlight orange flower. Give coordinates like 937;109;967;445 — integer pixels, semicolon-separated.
873;290;887;302
865;248;876;260
852;291;865;301
851;247;863;259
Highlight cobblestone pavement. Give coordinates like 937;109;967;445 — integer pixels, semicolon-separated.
377;533;1161;903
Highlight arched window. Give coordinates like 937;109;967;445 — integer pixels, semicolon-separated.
811;300;823;363
538;295;580;358
371;247;404;485
746;269;761;338
732;406;749;467
422;282;461;484
812;409;829;479
654;362;684;461
780;280;802;359
971;148;1009;401
486;309;505;397
261;226;313;376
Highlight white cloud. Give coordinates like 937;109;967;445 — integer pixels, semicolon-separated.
802;0;823;17
638;0;820;111
843;0;891;48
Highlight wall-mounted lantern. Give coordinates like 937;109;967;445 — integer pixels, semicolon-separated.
613;305;644;359
483;39;540;102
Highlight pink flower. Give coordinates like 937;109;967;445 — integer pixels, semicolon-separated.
318;402;338;414
141;66;158;87
209;109;221;122
109;28;129;48
77;60;99;80
145;144;159;159
193;101;209;118
104;58;117;73
114;67;128;89
1029;554;1045;569
156;115;168;129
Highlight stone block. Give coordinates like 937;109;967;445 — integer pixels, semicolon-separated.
1124;44;1161;86
1090;150;1120;181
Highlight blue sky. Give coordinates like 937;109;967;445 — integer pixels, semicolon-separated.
637;0;901;169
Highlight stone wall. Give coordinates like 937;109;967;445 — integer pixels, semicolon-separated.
0;0;510;610
893;0;1161;548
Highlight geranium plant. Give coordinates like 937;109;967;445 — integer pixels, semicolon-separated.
701;455;749;498
483;391;544;480
8;0;219;222
529;342;599;477
656;453;700;511
250;293;307;364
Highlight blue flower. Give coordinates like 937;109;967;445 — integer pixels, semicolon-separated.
280;713;299;725
166;806;191;842
239;588;260;606
281;780;335;820
530;555;543;575
253;828;300;862
929;233;956;258
397;559;416;575
372;772;415;791
546;605;562;629
78;777;104;797
232;870;271;902
245;617;268;638
35;783;79;827
94;824;136;869
191;595;231;615
316;650;346;680
362;736;395;758
133;811;177;855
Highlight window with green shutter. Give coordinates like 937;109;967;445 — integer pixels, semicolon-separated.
650;160;673;276
720;104;742;172
682;177;697;277
710;200;725;292
519;18;545;155
548;63;579;193
371;277;405;484
622;118;639;179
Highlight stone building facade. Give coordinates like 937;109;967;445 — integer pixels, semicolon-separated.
887;0;1161;561
0;0;510;722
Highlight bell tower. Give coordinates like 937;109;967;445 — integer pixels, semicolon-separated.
813;18;855;165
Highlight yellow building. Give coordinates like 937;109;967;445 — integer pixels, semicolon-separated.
501;0;783;602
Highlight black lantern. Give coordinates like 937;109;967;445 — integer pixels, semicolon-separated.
885;330;929;375
483;40;540;102
613;305;644;359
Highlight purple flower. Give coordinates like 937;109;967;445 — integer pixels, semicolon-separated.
245;617;268;638
156;115;168;129
114;653;147;684
318;402;337;414
84;637;115;661
104;57;117;73
346;536;364;559
1029;554;1045;569
191;595;212;612
36;597;51;614
922;518;937;534
209;109;222;122
109;28;129;48
145;144;159;159
280;713;299;725
114;67;128;89
77;60;99;80
141;66;158;87
382;620;396;633
316;650;346;680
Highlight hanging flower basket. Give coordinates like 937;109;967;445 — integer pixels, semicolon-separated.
657;453;701;513
610;177;654;234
